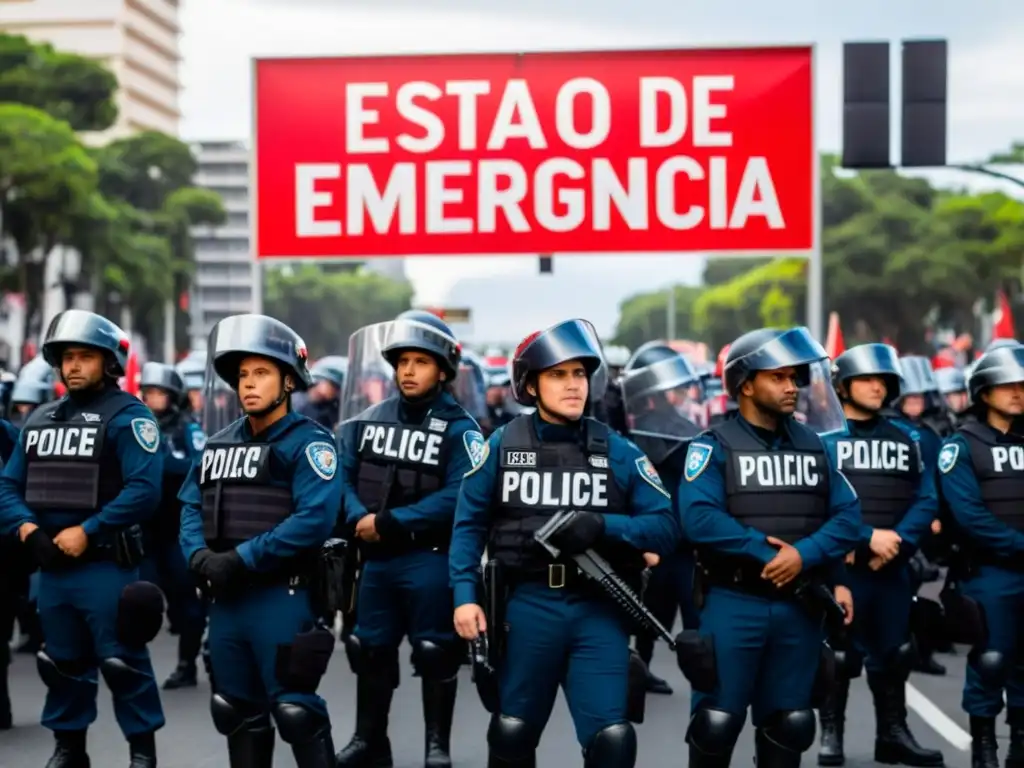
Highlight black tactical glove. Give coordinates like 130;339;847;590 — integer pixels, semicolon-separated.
200;550;247;596
189;548;214;575
550;511;605;555
24;528;65;570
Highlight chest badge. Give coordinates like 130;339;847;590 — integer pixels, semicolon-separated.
938;443;959;474
306;441;338;481
131;418;160;454
684;442;713;482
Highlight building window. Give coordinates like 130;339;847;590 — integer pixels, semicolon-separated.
226;212;248;228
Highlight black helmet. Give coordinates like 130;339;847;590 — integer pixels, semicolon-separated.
968;345;1024;403
310;355;347;389
382;310;460;380
140;362;185;399
935;367;967;396
831;343;902;407
209;314;312;391
622;341;702;400
511;319;606;406
723;326;826;398
9;380;49;407
897;355;939;396
41;310;130;377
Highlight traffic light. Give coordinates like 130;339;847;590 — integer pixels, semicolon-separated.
539;255;553;274
901;40;947;167
842;41;891;169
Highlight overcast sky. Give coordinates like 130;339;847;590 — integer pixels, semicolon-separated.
179;0;1024;343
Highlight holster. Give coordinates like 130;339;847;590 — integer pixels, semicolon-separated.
114;525;145;569
310;538;348;622
940;576;987;646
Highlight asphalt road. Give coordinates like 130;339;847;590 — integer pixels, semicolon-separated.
0;632;985;768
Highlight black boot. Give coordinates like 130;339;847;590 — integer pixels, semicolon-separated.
335;672;395;767
164;629;202;689
422;677;456;767
912;653;947;676
1006;708;1024;768
868;673;944;766
0;642;12;730
969;715;998;768
128;731;157;768
273;703;336;768
818;677;850;766
487;752;536;768
227;725;275;768
687;743;732;768
755;727;803;768
45;730;91;768
162;661;197;690
635;638;673;694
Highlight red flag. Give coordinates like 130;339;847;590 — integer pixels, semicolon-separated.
122;352;140;396
825;312;845;358
992;290;1016;340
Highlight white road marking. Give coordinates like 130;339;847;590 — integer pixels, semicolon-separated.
905;682;972;752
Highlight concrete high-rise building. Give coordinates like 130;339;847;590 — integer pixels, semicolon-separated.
189;140;259;350
0;0;181;140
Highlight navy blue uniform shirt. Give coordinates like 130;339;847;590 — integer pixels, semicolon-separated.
450;413;681;608
178;411;341;571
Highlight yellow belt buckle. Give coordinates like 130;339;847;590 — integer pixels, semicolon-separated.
548;563;566;589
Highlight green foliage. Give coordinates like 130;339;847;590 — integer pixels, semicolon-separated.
264;265;414;357
613;152;1024;351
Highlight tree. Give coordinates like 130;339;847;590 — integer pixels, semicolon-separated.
610;285;703;348
612;154;1024;351
263;265;414;357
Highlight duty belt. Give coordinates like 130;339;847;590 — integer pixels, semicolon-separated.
701;559;794;601
507;562;585;590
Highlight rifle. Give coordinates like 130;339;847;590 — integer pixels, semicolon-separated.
534;510;676;650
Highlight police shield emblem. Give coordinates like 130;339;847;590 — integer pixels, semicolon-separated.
464;430;486;468
131;418;160;454
938;443;959;474
191;430;207;452
306;441;337;481
635;455;670;497
685;442;713;482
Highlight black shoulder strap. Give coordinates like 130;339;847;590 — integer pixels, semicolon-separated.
785;419;823;451
711;417;755;450
584;417;609;456
500;414;534;450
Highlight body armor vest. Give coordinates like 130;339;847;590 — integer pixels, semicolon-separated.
22;390;132;521
958;421;1024;535
834;420;919;530
489;415;635;575
353;398;448;526
154;412;192;542
199;419;297;548
714;418;829;542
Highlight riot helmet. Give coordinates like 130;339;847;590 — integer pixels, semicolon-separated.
831;343;902;409
381;310;460;380
511;319;607;408
210;314;312;392
310;356;347;389
340;323;398;423
935;367;967;396
723;326;844;435
9;380;49;407
621;341;704;455
176;350;206;392
140;362;185;413
41;310;130;379
968;345;1024;404
454;350;490;423
897;355;942;414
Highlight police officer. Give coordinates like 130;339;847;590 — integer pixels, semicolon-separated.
0;415;23;729
937;344;1024;768
335;309;483;768
936;368;969;430
820;344;944;766
0;310;166;767
678;326;861;768
178;313;341;768
8;379;51;428
895;356;944;465
620;341;704;694
300;356;346;429
139;362;208;690
451;319;679;768
176;350;207;415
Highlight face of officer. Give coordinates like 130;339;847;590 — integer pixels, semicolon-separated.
847;375;887;412
61;346;105;391
981;381;1024;416
528;360;588;422
308;379;338;404
188;389;203;411
142;387;170;414
900;394;925;418
395;350;444;398
237;355;294;414
945;391;968;412
742;366;799;416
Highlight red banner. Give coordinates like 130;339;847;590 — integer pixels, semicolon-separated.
254;47;814;258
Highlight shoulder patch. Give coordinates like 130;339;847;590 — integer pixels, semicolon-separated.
464;439;490;477
191;429;207;452
635;455;670;498
305;440;337;481
131;418;160;454
463;430;486;468
685;442;714;482
938;443;959;474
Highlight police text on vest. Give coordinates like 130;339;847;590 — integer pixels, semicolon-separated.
991;446;1024;473
836;440;911;472
501;470;608;507
359;425;442;466
25;427;98;458
201;446;266;483
737;454;820;487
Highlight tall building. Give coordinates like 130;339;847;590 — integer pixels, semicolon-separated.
0;0;181;139
188;140;259;349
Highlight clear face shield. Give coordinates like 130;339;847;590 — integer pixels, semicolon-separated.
792;359;847;435
622;356;706;440
899;356;942;411
454;357;489;423
200;355;241;435
339;322;399;423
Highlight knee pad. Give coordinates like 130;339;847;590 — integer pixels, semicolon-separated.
760;709;816;753
117;581;165;648
884;641;916;677
410;639;462;681
488;714;539;761
210;693;272;737
971;649;1008;687
685;707;744;755
270;701;330;744
833;648;864;680
35;651;92;690
99;657;151;695
344;636;399;687
585;722;637;767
